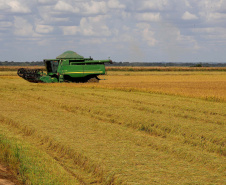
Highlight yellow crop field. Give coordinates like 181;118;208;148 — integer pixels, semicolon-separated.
0;69;225;184
61;71;226;102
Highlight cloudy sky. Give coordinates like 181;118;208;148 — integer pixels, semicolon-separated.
0;0;226;62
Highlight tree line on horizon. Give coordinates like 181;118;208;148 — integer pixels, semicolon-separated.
0;61;226;67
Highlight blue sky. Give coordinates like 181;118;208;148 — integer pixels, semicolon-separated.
0;0;226;62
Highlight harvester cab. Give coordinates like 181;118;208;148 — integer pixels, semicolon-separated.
17;51;112;83
45;60;59;74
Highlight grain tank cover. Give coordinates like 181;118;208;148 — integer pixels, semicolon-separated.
56;50;84;59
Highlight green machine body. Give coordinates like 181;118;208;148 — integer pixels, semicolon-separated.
17;51;112;83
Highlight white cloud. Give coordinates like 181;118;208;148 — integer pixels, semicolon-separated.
79;38;107;45
198;0;223;11
37;5;70;24
184;0;192;8
7;1;31;13
198;0;226;22
82;1;107;15
79;17;95;36
138;0;169;11
199;11;226;23
0;21;13;28
136;23;157;46
62;26;79;35
14;17;38;37
61;15;112;37
38;0;57;4
0;21;12;31
54;1;79;13
0;1;10;10
80;16;111;36
142;28;156;46
156;22;200;61
121;11;131;20
182;11;198;20
207;12;226;21
107;0;125;9
136;13;161;22
192;27;226;40
36;25;54;33
0;0;225;62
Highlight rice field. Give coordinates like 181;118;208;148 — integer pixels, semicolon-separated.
0;69;225;184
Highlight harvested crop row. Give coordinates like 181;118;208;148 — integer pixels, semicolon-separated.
0;74;225;184
1;71;226;184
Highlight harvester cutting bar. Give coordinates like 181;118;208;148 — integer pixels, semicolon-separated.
17;68;43;83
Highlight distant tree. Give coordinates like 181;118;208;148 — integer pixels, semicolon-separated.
192;63;203;67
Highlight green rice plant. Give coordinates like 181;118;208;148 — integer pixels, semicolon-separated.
0;133;80;184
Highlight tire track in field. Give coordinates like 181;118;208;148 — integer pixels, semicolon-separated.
0;115;121;184
3;88;225;157
10;92;224;168
38;88;226;126
11;90;225;157
75;91;226;150
44;90;226;155
53;89;225;124
50;103;226;174
1;92;225;184
83;90;226;117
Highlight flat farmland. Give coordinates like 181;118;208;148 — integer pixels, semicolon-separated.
0;69;225;184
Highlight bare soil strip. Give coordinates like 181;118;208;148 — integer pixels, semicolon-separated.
0;164;20;185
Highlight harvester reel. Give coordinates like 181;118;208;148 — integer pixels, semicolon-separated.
17;68;43;83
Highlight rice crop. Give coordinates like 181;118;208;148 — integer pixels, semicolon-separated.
0;69;225;184
74;71;226;102
106;66;226;71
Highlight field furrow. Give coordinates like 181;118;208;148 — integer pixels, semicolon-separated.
0;71;225;184
7;87;224;156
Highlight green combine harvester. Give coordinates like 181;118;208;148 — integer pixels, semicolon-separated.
17;51;112;83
